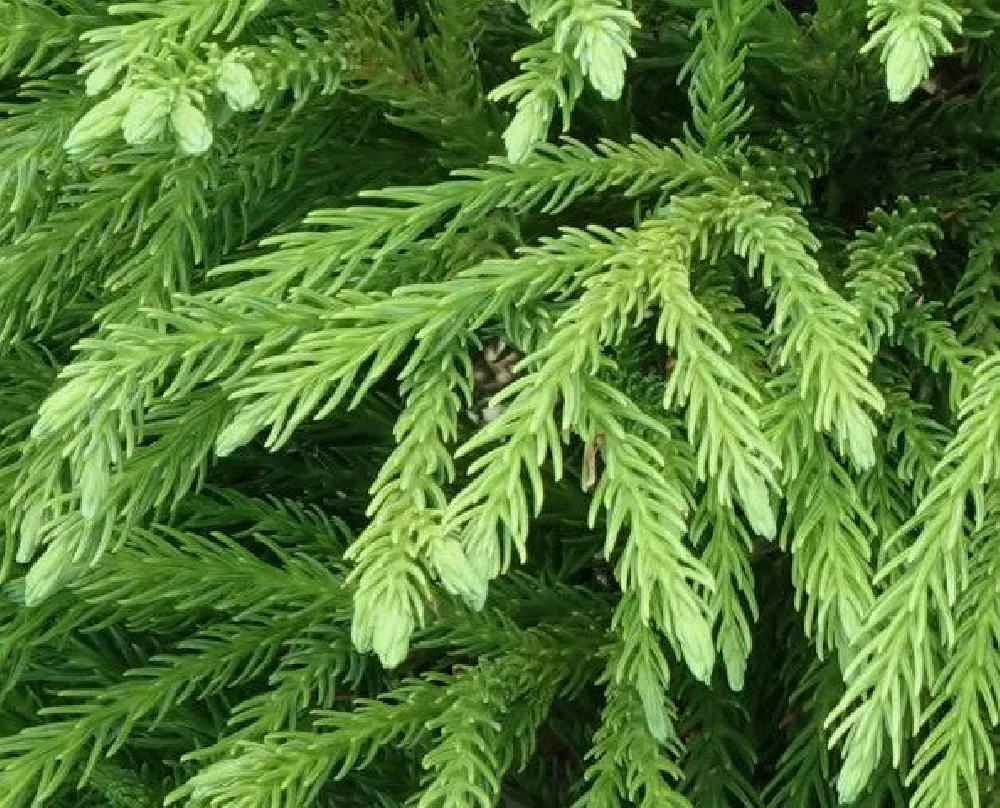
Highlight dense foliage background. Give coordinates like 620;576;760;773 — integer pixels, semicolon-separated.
1;0;1000;805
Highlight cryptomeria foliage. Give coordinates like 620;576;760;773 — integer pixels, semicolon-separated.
1;0;1000;806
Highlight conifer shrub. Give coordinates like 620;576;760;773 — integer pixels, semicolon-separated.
0;0;999;805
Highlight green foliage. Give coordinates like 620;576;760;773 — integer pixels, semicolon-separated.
0;1;998;807
863;0;964;103
490;0;638;160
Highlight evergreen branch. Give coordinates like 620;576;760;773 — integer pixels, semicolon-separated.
884;387;951;505
897;303;980;412
691;483;757;690
490;37;576;164
221;31;344;112
411;661;521;808
585;380;717;684
678;677;760;808
573;625;692;808
11;105;348;587
218;224;621;457
694;185;884;468
0;609;336;807
180;488;352;554
173;625;368;780
908;489;1000;808
85;761;160;808
681;0;767;153
0;1;100;79
441;229;649;583
220;629;364;739
74;525;350;629
415;630;594;808
29;292;327;451
78;0;282;98
690;260;769;387
174;629;594;808
188;484;336;534
213;292;440;456
647;216;779;536
13;391;234;603
858;448;911;576
492;0;638;161
830;354;1000;801
0;79;85;236
447;212;775;592
232;136;727;294
16;97;348;537
68;27;346;156
0;591;101;700
862;0;964;103
0;149;174;344
610;593;682;743
774;395;876;659
438;227;720;681
430;593;608;663
172;674;449;808
743;134;831;207
192;591;600;774
846;197;941;354
763;658;843;808
953;206;1000;352
340;0;495;164
346;334;484;669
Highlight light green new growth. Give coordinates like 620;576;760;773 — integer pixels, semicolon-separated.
0;1;998;807
863;0;963;102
